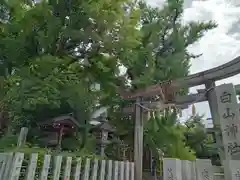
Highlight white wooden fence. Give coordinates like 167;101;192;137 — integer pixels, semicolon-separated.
0;152;134;180
162;158;240;180
1;153;237;180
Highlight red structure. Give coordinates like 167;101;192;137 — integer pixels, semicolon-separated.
38;115;80;148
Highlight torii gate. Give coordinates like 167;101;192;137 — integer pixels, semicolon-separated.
120;56;240;180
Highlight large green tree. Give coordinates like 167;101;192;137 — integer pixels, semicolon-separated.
108;0;216;160
0;0;140;152
0;0;139;125
124;0;216;88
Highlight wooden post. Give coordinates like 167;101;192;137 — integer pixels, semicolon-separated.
134;97;143;180
25;153;38;180
57;126;64;150
74;158;82;180
113;161;119;180
17;127;28;147
2;153;13;180
53;156;62;180
63;157;72;180
107;160;113;180
90;159;98;180
100;160;106;180
9;153;24;180
83;158;90;180
40;154;51;180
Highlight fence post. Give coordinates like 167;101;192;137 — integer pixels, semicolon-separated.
90;159;98;180
74;158;82;180
25;153;38;180
0;153;9;177
63;156;72;180
40;154;51;180
99;160;106;180
181;160;191;180
120;161;124;180
2;153;13;180
107;160;113;180
9;152;24;180
130;162;134;180
17;127;28;147
190;161;197;180
53;156;62;180
113;161;119;180
125;161;130;180
83;158;91;180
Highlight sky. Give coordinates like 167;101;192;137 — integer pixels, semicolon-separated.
147;0;240;123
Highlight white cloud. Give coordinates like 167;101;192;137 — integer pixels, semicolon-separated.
146;0;240;120
183;0;240;119
183;0;240;73
147;0;165;7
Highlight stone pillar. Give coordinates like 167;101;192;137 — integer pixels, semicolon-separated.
195;159;214;180
228;160;240;180
215;83;240;180
163;158;182;180
215;83;240;159
181;160;191;180
191;161;197;180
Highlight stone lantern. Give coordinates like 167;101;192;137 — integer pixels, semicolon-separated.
92;113;115;156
